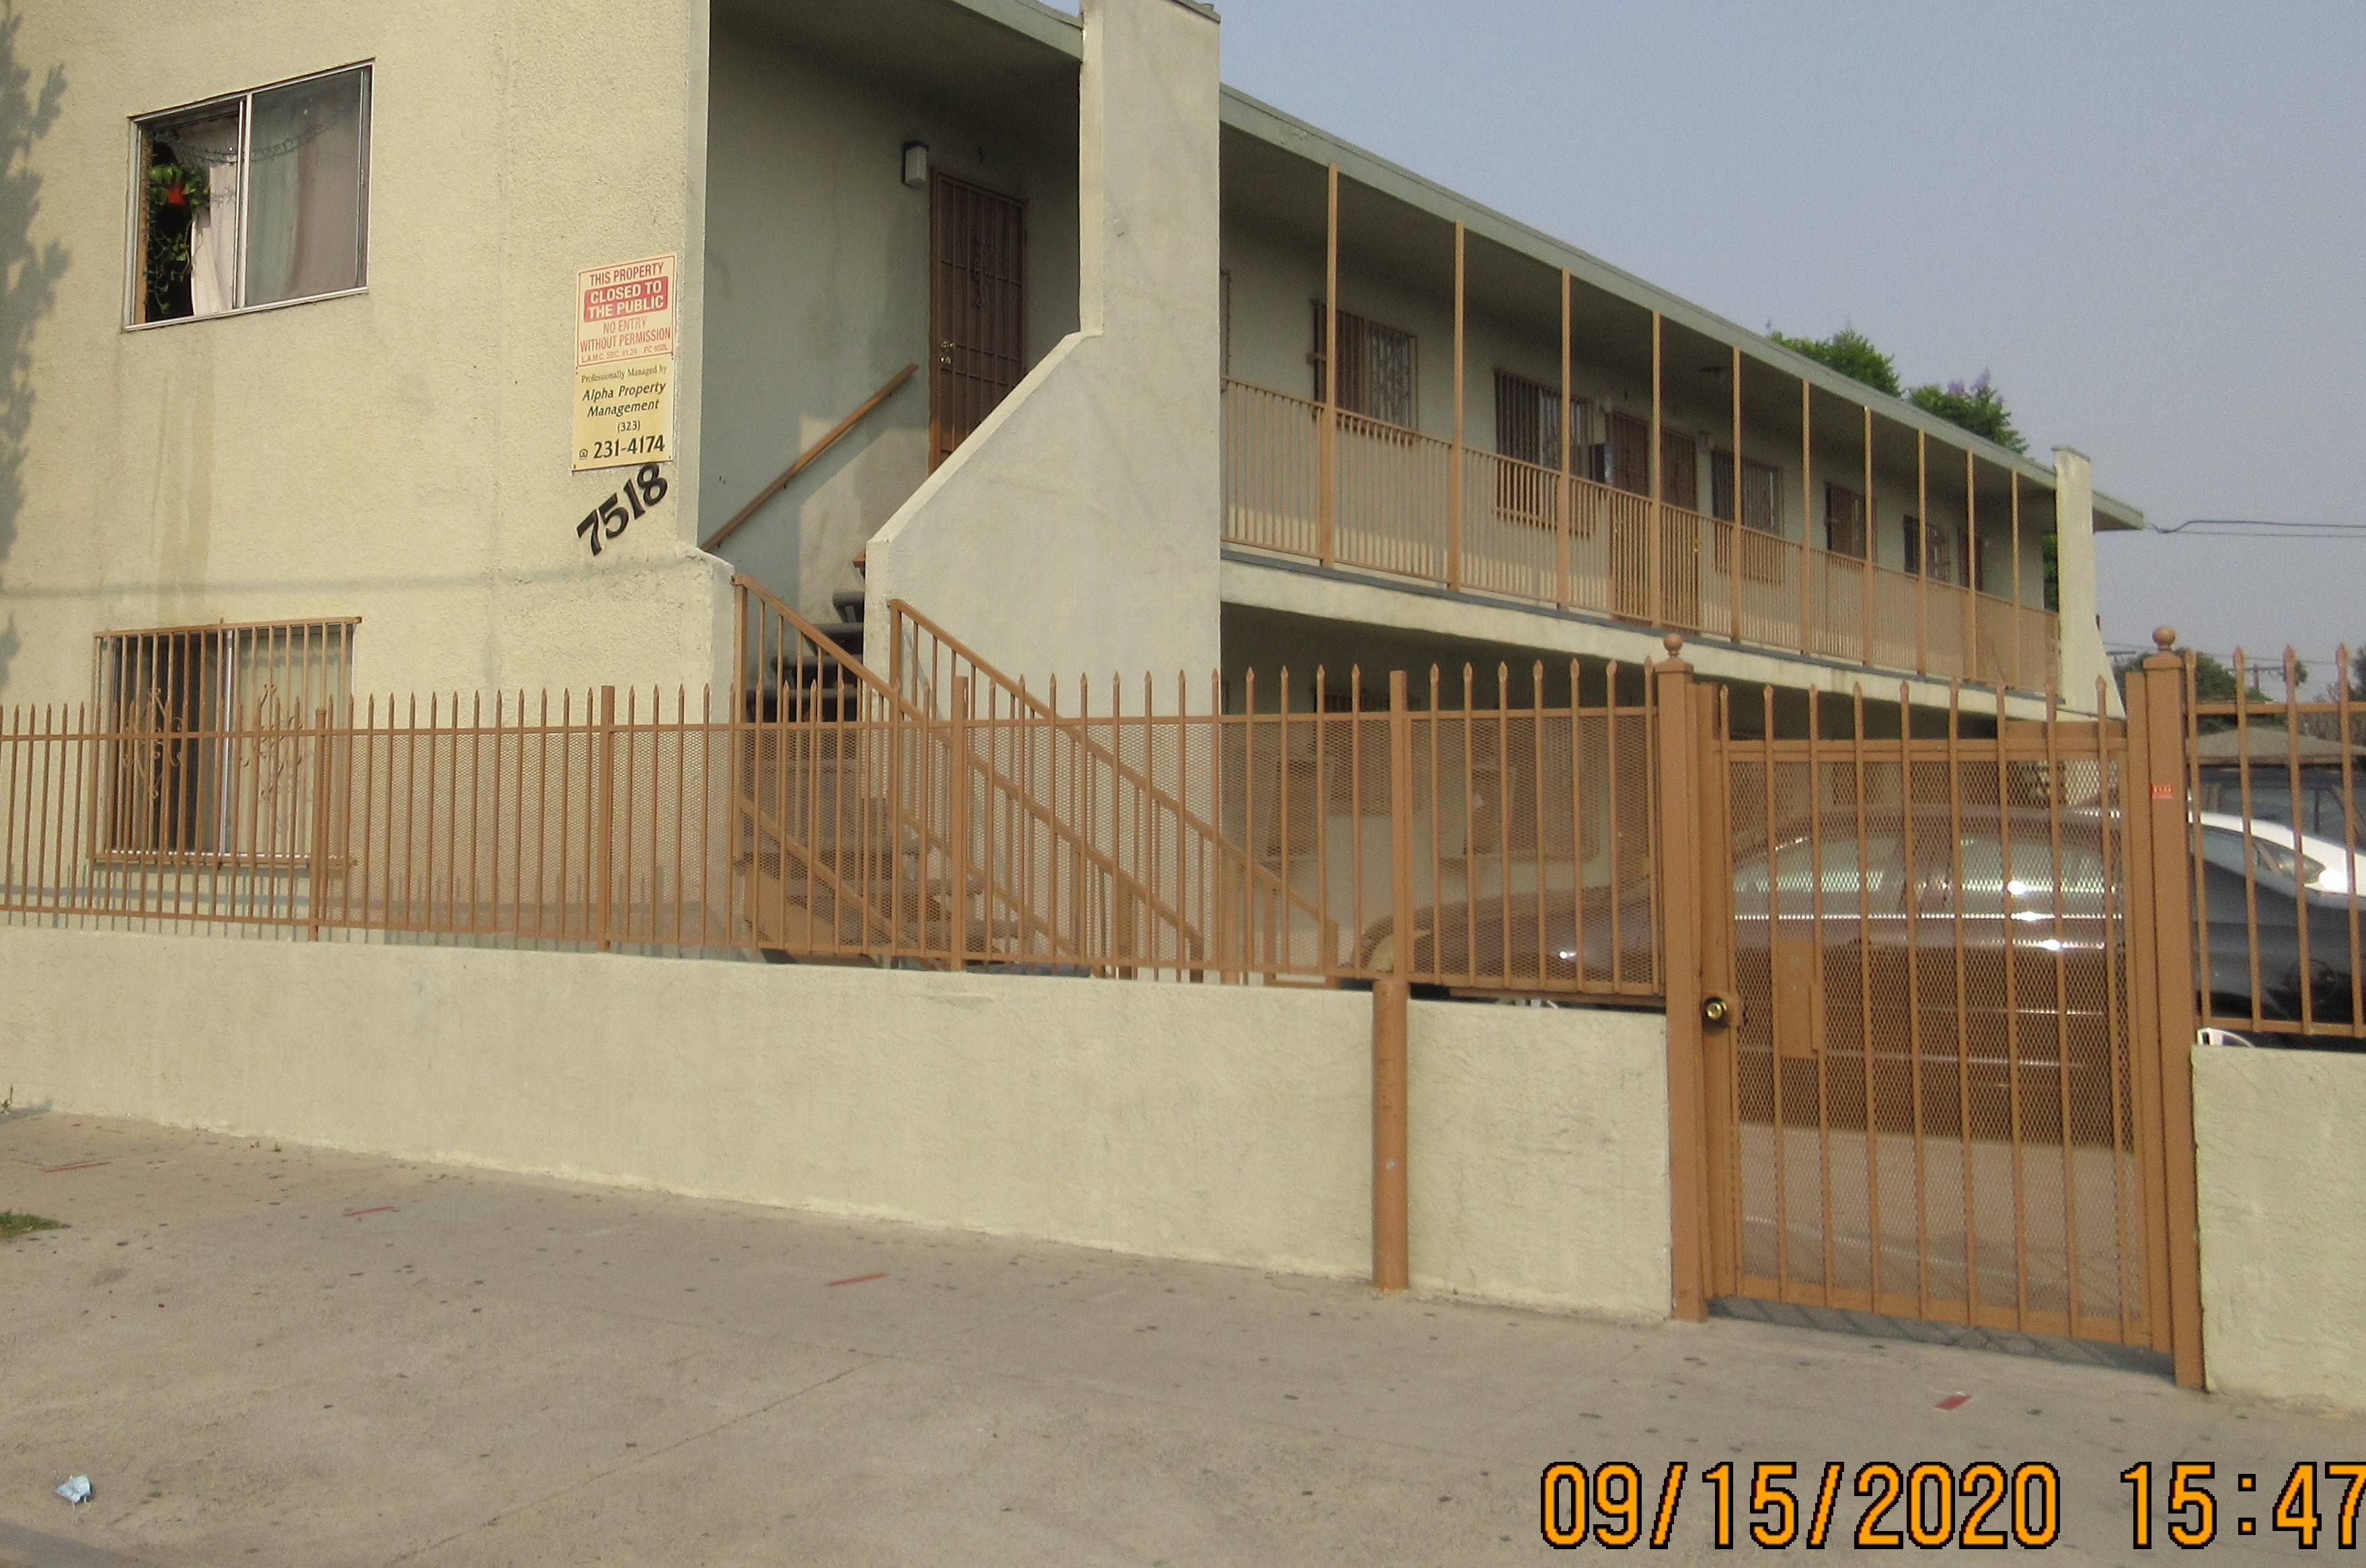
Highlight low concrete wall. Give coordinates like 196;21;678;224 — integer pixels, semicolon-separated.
0;927;1671;1322
1410;1002;1670;1319
2192;1043;2366;1411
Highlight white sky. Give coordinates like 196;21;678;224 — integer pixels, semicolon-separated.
1189;0;2366;670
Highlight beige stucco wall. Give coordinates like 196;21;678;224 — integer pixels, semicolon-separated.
698;16;1079;621
0;925;1674;1321
867;0;1224;705
2192;1043;2366;1413
1410;999;1671;1319
2050;447;2120;715
1;0;731;707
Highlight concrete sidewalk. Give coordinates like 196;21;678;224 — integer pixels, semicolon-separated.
0;1113;2350;1565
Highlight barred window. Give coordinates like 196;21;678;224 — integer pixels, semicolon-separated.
1310;304;1417;428
1493;370;1593;523
1710;450;1783;533
96;620;354;857
1902;515;1959;582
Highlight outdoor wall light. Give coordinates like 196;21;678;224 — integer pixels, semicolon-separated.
901;141;929;189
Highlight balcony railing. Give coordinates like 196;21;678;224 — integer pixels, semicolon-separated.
1222;379;2059;691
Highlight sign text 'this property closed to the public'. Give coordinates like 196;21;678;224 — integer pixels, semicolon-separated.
573;254;676;473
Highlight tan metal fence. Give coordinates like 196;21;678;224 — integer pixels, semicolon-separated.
2184;643;2366;1043
1;584;1658;996
1;686;738;946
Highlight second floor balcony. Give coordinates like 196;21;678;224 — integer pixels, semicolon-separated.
1222;377;2059;693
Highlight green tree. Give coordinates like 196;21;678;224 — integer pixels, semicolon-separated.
1767;326;1901;397
1907;373;2027;455
1769;325;2031;453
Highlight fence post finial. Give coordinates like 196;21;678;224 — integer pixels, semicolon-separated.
2153;626;2177;653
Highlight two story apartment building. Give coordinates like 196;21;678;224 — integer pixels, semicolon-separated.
3;0;2140;732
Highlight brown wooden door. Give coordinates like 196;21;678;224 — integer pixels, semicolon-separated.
1657;430;1702;631
1607;411;1650;497
929;173;1028;469
1659;429;1697;512
1607;411;1652;619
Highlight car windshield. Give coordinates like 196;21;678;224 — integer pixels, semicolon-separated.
2198;769;2365;843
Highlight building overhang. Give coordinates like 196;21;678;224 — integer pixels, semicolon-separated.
715;0;1081;139
1222;551;2103;721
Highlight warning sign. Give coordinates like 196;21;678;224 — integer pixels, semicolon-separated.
574;356;673;473
574;254;676;471
576;254;676;368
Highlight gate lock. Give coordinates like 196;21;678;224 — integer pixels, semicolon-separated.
1702;994;1739;1029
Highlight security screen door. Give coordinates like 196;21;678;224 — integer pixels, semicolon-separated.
929;173;1028;469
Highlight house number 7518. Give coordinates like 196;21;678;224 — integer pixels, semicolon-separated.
576;463;669;557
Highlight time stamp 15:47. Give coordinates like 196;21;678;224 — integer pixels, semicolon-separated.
1540;1460;2366;1550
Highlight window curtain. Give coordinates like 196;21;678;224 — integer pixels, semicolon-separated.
167;111;241;317
245;71;367;307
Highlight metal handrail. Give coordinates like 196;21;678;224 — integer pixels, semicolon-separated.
701;364;919;554
886;597;1346;972
734;576;1211;971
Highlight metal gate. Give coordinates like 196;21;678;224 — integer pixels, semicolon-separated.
1659;651;2206;1384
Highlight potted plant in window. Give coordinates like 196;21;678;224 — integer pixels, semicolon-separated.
142;160;211;321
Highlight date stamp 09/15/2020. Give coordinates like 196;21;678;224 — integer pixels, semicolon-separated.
1541;1459;2366;1552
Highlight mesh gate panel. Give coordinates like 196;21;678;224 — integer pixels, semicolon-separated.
1722;721;2148;1345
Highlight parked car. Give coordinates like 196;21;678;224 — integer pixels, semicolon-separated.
1353;883;1654;996
1353;805;2365;1057
2192;813;2366;1043
2195;810;2366;897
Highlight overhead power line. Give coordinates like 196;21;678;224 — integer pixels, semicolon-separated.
2158;518;2366;539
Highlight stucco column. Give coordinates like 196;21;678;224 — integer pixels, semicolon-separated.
2051;446;2116;716
866;0;1224;711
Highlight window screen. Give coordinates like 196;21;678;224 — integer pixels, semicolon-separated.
1493;370;1586;471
